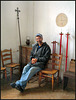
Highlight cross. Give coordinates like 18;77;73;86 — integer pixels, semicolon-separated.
15;7;21;19
15;7;21;46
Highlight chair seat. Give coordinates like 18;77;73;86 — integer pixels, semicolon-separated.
5;63;20;68
41;68;58;75
1;67;6;70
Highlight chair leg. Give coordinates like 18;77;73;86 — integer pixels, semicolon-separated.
39;72;42;87
10;68;13;80
19;65;21;75
3;71;5;79
45;77;48;82
52;75;54;91
57;71;59;86
4;69;7;79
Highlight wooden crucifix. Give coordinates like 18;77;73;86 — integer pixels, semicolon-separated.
15;7;22;75
15;7;21;46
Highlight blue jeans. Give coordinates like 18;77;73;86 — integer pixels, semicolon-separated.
15;64;41;89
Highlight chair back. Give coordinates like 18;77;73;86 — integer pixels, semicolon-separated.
1;48;12;67
47;53;62;70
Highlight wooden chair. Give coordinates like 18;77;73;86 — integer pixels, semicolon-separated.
1;48;20;80
1;67;7;79
39;53;62;91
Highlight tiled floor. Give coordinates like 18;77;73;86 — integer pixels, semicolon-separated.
1;74;75;99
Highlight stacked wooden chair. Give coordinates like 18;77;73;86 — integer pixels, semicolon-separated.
1;48;20;80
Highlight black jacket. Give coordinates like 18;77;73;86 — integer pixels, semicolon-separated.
28;42;51;69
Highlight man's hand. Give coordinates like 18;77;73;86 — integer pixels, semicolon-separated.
31;58;37;64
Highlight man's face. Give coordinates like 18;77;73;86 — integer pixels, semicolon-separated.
36;36;43;44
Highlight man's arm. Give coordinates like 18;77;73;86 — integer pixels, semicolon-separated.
30;46;38;64
35;46;51;62
30;50;34;60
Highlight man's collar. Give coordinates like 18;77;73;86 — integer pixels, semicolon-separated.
36;42;46;46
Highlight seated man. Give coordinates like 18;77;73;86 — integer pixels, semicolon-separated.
10;33;51;92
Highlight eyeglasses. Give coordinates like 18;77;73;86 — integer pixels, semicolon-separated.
36;37;42;40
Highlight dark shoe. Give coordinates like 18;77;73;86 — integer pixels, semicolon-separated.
10;82;16;88
15;85;24;92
